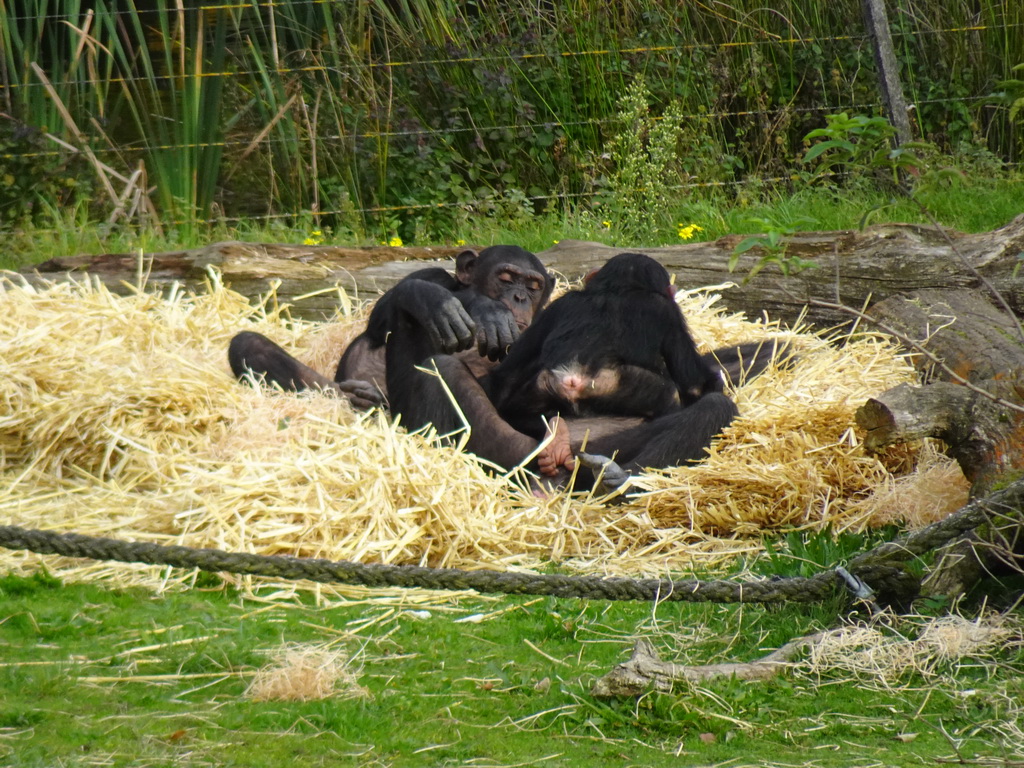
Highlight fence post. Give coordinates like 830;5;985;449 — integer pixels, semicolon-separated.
862;0;912;145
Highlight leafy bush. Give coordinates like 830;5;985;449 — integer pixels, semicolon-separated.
0;119;92;228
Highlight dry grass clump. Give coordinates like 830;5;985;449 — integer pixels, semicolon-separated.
845;442;970;528
246;643;369;702
801;613;1019;687
0;272;966;592
635;287;948;535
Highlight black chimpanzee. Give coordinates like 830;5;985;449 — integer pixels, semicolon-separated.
488;252;723;428
384;253;765;487
228;245;554;410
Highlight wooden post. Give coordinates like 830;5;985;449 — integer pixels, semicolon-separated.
862;0;912;145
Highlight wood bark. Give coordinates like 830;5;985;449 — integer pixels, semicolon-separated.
866;288;1024;383
856;285;1024;496
591;634;826;697
855;285;1024;599
857;380;1024;496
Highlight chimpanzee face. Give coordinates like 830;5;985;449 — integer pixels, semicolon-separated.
489;262;549;329
456;246;553;329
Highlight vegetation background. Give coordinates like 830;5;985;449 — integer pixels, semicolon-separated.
1;0;1023;264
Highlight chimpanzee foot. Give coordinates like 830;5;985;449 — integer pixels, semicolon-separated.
576;452;630;495
537;416;575;476
333;379;386;410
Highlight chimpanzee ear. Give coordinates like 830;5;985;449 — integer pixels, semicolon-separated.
583;266;601;284
455;249;479;285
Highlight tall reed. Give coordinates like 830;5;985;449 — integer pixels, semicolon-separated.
2;0;1020;237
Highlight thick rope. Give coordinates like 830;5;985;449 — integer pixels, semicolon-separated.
1;478;1020;603
0;525;838;602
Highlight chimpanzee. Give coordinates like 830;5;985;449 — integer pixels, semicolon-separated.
377;248;552;439
385;253;767;488
487;252;723;432
229;245;554;410
233;247;782;489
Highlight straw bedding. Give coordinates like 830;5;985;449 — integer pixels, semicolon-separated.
0;270;969;595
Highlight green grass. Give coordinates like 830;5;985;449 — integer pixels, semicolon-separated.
4;172;1021;273
1;570;1021;767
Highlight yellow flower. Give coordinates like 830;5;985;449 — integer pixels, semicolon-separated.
602;220;612;229
303;229;325;246
388;235;403;247
455;239;466;246
677;224;704;241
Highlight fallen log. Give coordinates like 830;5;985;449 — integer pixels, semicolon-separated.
854;285;1024;498
19;241;473;320
16;214;1024;327
854;284;1024;599
542;213;1024;328
857;380;1024;497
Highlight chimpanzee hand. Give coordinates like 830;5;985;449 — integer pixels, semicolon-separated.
464;295;520;361
333;379;385;411
398;280;477;354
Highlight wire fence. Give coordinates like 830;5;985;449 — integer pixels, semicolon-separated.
1;1;1021;234
6;21;1024;94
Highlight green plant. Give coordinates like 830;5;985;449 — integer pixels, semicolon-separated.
993;63;1024;123
0;119;92;227
801;112;905;179
596;76;688;239
989;62;1024;160
801;112;975;209
4;0;1023;236
103;3;230;228
728;212;820;279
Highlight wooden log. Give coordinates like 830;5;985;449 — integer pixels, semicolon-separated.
866;288;1024;382
855;286;1024;599
857;380;1024;496
856;286;1024;495
20;241;476;320
541;213;1024;329
17;214;1024;328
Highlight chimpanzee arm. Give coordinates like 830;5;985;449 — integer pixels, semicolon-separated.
362;268;459;345
363;271;476;354
660;304;723;404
